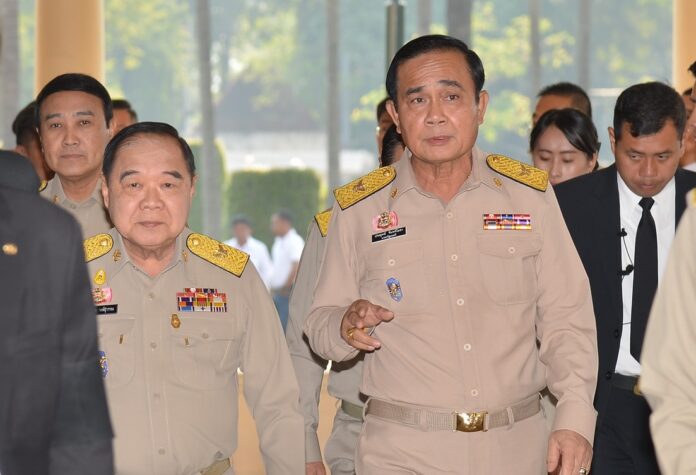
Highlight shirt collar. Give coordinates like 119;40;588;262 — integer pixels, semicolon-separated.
617;173;675;217
112;229;187;279
387;146;504;207
49;176;103;206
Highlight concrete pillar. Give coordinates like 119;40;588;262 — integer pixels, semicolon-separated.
35;0;105;93
673;0;696;92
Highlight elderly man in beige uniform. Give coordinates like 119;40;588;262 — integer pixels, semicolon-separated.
641;189;696;475
287;209;365;475
85;121;304;475
304;35;598;475
37;73;113;236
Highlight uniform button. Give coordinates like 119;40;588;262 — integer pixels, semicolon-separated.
148;292;155;299
215;451;224;460
613;329;620;338
153;392;161;400
605;371;613;380
470;389;479;397
150;341;158;349
202;332;209;339
456;298;465;306
451;254;458;262
388;259;396;266
68;204;77;210
463;343;472;351
508;246;516;254
446;211;454;219
158;448;166;455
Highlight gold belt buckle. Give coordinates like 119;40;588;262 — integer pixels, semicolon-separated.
455;411;487;432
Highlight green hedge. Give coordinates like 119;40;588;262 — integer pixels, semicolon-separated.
225;168;323;247
187;139;226;234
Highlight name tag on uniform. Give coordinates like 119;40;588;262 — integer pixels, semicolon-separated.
483;213;531;230
96;304;118;315
372;226;406;243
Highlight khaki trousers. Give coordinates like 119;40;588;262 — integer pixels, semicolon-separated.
325;407;363;475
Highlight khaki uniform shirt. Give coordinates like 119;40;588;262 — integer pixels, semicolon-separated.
286;218;364;463
41;176;111;238
86;229;304;475
641;193;696;475
305;149;598;443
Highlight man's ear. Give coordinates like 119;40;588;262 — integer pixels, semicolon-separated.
386;100;400;134
101;173;110;209
608;127;616;155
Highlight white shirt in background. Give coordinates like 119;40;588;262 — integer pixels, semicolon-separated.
270;228;305;289
225;235;274;289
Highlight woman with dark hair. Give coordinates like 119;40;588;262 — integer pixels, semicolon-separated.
530;108;600;186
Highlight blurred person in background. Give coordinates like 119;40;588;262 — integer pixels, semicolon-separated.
375;97;394;157
111;99;138;134
533;81;593;126
270;210;304;331
11;101;54;183
36;73;114;237
531;108;600;186
224;214;273;289
379;124;405;167
681;61;696;171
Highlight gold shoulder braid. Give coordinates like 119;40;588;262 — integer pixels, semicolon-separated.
314;208;333;237
688;188;696;208
334;166;396;210
84;234;113;262
187;233;249;277
486;154;548;192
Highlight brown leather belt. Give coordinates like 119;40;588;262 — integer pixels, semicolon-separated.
340;399;365;421
200;458;230;475
365;394;541;432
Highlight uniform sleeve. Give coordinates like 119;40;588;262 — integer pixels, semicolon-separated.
304;203;362;362
535;187;598;444
286;223;329;463
239;264;305;475
49;216;114;475
641;206;696;475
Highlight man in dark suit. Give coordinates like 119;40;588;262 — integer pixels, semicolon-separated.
555;81;696;474
0;182;114;474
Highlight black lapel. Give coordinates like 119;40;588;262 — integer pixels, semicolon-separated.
675;168;690;225
593;165;623;321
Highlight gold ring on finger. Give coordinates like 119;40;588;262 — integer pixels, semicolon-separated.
347;327;356;340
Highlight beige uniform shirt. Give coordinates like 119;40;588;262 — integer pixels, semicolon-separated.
641;192;696;475
41;176;111;238
305;149;598;443
86;229;304;475
286;217;364;462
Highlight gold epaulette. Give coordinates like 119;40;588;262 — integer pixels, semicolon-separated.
486;154;548;192
334;166;396;210
314;209;332;237
84;234;113;262
38;180;48;192
187;232;249;277
688;188;696;207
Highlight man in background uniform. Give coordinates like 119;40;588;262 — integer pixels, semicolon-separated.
640;189;696;475
37;73;113;237
85;121;303;475
305;34;597;475
11;101;54;183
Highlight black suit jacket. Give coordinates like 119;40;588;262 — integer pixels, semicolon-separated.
555;165;696;423
0;186;114;475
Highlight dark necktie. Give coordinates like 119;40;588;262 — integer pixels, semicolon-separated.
631;197;657;360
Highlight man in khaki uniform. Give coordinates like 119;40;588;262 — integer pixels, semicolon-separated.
641;189;696;475
287;210;365;475
85;121;303;475
304;35;598;475
37;73;113;236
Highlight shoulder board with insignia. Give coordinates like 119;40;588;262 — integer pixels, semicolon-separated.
486;154;548;192
314;209;332;237
38;180;48;192
334;166;396;210
84;234;113;262
187;233;249;277
688;188;696;208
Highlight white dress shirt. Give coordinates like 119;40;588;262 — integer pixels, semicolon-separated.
616;174;675;376
224;235;274;289
270;228;305;289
